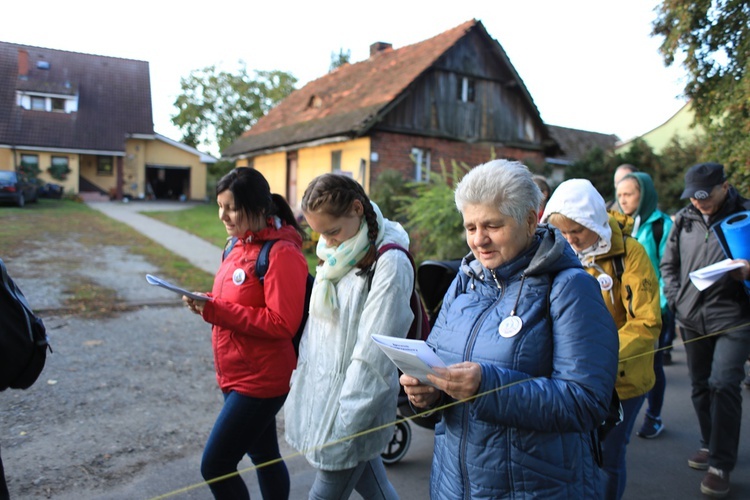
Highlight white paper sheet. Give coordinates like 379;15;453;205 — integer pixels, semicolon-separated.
688;259;746;291
145;274;211;302
371;334;447;387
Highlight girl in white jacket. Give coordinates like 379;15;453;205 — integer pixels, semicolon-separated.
285;173;414;499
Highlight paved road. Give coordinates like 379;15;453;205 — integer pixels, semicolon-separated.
89;200;750;499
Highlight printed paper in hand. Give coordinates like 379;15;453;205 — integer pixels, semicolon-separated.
688;259;746;291
371;334;447;387
145;274;211;302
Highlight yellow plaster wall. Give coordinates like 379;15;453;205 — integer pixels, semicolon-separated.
297;138;371;196
1;140;209;200
9;149;80;194
236;138;372;210
253;152;288;197
0;149;11;170
616;102;703;155
123;140;147;198
79;154;116;194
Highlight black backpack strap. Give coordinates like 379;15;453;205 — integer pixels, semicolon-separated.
222;237;238;262
652;217;664;261
612;255;625;282
255;240;278;284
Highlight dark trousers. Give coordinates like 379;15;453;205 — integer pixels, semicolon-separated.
682;325;750;472
201;391;289;500
0;444;8;500
601;394;645;500
645;310;676;417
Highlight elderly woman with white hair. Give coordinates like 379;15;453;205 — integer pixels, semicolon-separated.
401;160;619;498
540;178;661;500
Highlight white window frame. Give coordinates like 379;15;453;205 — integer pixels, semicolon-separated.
16;91;79;113
30;95;46;111
412;147;431;182
458;76;475;103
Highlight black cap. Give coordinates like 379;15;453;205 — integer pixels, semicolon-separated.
680;162;726;200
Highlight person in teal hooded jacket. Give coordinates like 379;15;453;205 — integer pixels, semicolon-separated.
616;171;674;439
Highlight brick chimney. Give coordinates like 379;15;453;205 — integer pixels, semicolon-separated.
18;49;29;77
369;42;393;57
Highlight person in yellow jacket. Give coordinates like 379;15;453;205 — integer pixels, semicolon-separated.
541;178;661;500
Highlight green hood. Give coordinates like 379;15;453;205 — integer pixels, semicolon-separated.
623;172;658;222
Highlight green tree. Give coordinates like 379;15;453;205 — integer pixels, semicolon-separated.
329;48;351;72
657;136;706;212
563;147;621;201
369;169;415;223
652;0;750;192
562;136;706;215
399;160;470;262
171;62;297;155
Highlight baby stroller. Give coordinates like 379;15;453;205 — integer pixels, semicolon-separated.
380;258;462;465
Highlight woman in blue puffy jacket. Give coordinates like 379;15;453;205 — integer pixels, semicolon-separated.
401;159;619;499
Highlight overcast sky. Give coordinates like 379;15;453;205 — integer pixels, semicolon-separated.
4;0;688;156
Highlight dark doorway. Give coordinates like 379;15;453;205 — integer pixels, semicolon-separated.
145;166;190;200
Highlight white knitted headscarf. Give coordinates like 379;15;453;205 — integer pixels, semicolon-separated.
540;178;612;263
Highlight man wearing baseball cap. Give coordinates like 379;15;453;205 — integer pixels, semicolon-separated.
661;162;750;498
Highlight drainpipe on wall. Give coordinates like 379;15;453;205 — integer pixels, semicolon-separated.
115;156;123;200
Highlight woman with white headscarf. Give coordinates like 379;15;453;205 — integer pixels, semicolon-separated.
541;178;661;500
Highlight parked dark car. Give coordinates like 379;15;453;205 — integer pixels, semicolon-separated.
0;170;39;207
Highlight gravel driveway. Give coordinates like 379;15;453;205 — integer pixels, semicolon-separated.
1;229;229;499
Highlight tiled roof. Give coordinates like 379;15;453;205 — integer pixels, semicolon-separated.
0;41;153;153
547;125;620;163
223;20;478;158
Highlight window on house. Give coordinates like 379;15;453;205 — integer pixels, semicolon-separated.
30;96;46;111
331;150;342;172
20;154;39;168
51;98;65;112
18;154;39;181
457;77;475;103
411;147;431;182
50;156;70;180
51;156;69;168
97;156;113;176
308;95;323;109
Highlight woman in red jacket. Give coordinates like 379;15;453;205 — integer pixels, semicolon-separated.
184;167;309;499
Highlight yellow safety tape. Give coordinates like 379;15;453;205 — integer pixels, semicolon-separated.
151;319;750;499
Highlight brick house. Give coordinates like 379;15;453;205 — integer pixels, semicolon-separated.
0;41;215;201
222;19;562;208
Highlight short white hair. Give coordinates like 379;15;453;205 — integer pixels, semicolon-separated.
454;159;543;225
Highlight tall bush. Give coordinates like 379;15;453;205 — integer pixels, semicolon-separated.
398;160;470;262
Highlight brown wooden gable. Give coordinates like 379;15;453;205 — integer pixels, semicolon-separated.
223;19;555;159
375;23;553;151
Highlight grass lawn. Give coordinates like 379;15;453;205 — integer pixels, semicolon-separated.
141;202;228;248
0;199;214;308
141;203;320;272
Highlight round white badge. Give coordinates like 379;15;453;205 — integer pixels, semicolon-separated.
498;315;523;338
597;273;613;291
694;190;710;200
232;268;246;285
